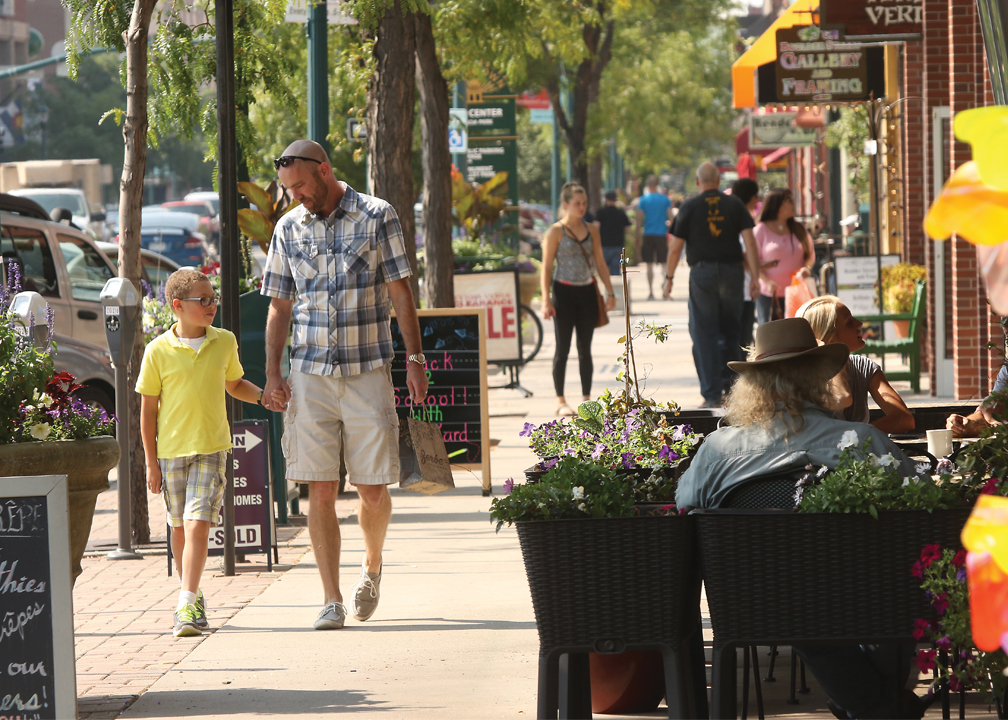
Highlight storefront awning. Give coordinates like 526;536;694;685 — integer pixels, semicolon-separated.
732;0;819;109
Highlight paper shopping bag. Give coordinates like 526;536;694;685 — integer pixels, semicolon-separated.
398;417;455;494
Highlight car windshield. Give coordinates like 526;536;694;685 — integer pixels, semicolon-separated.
20;192;87;217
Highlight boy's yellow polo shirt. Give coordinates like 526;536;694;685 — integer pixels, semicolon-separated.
135;324;244;459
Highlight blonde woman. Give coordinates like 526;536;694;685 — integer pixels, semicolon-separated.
797;295;914;433
541;182;616;416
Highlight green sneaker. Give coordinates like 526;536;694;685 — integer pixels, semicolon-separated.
193;589;208;629
173;603;202;637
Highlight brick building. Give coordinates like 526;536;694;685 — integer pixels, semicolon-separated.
735;0;1000;401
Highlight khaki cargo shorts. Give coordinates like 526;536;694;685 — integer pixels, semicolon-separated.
281;364;400;485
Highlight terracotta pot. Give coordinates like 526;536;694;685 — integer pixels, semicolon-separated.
519;271;539;307
892;319;910;338
0;436;119;585
589;650;666;714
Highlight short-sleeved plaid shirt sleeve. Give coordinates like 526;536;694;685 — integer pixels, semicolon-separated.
376;206;412;284
260;225;297;301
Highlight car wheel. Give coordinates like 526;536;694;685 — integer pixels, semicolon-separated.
75;385;115;418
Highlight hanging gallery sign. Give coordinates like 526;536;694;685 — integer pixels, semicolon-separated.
775;26;868;103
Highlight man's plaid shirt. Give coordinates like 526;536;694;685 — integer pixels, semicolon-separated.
260;184;412;377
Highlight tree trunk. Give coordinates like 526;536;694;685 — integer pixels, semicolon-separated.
414;12;453;308
588;154;603;213
120;0;157;545
367;0;419;305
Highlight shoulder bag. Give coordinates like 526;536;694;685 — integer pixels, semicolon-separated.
567;224;610;328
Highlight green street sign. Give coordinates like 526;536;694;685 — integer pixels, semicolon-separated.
466;140;518;207
467;97;516;138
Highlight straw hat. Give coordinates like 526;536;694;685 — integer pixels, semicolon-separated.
728;317;849;375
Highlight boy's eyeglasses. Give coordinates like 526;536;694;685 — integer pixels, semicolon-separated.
273;155;322;170
180;296;220;307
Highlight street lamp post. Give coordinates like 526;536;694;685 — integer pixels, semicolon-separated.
38;103;48;160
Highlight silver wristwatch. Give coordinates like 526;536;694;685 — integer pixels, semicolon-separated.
407;352;426;366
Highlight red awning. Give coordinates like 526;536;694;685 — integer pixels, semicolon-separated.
761;146;792;171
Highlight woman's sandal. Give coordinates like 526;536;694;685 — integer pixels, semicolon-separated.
557;403;575;417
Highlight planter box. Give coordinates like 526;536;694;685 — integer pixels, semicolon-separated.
695;508;972;718
516;515;706;719
0;436;120;585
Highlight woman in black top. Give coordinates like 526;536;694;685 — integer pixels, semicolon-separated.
540;182;616;416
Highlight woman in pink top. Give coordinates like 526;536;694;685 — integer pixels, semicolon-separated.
754;189;814;324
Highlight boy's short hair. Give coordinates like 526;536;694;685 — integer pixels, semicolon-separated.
165;269;211;309
731;178;760;205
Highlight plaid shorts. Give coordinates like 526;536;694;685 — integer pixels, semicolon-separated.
159;451;228;526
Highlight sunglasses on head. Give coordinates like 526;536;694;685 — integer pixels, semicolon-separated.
273;155;323;171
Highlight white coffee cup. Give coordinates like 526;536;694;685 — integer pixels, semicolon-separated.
927;429;953;458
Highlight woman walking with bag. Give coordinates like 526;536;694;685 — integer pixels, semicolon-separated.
754;188;814;324
541;182;616;416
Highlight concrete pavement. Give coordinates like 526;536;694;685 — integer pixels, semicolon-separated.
73;264;955;718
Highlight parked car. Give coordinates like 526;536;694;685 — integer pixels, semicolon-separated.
1;193;166;348
8;187;109;241
134;208;209;266
96;241;179;289
51;333;116;417
185;190;219;216
160;199;219;242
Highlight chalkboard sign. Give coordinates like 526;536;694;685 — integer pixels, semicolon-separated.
390;308;491;493
0;475;77;720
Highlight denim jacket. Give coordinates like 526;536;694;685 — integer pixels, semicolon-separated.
675;402;915;510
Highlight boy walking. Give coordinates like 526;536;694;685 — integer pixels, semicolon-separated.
137;269;269;637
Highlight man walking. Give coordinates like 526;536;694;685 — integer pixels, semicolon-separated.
596;190;631;276
261;139;428;629
635;176;673;300
663;162;759;408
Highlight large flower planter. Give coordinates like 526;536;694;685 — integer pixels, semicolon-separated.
516;515;706;719
0;436;120;585
695;508;972;719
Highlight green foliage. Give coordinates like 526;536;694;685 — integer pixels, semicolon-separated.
954;402;1008;487
520;389;697;470
797;433;987;517
64;0;299;178
825;105;871;205
914;546;1008;701
517;111;552;204
590;21;737;176
879;263;926;313
488;458;640;531
0;325;55;445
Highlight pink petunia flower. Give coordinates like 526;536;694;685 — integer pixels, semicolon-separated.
912;618;930;641
933;592;949;614
916;649;937;672
952;549;967;568
921;544;942;567
911;560;924;578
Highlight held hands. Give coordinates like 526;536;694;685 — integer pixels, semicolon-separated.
262;376;292;412
146;463;162;495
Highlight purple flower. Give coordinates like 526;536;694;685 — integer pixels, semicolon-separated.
503;478;515;494
542;457;558;470
936;635;952;651
563;448;576;457
672;426;686;441
657;445;678;462
519;422;536;438
957;567;967;583
620;451;635;469
591;443;606;460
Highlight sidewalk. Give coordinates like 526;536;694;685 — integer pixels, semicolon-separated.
73;265;954;719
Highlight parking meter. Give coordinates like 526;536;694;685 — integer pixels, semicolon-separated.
9;291;49;347
100;278;142;560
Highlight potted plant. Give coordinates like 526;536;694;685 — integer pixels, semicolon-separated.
490;458;704;718
879;262;927;337
0;265;118;585
697;430;993;718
